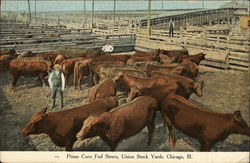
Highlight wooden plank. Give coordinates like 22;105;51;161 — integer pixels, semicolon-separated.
229;52;249;62
229;64;249;72
229;59;249;67
201;60;227;69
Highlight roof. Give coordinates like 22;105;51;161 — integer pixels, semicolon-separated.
220;0;248;8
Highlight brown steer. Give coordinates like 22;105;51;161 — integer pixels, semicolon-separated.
89;78;116;103
151;74;204;99
36;51;64;62
146;64;184;77
17;51;34;59
0;49;16;56
161;94;250;151
22;96;118;151
76;96;158;151
180;53;206;65
73;59;92;89
60;57;85;86
127;82;178;105
132;49;160;62
9;59;52;91
89;55;131;85
180;59;199;80
0;55;16;72
113;71;169;93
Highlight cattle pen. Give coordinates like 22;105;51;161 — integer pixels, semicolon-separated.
0;0;249;158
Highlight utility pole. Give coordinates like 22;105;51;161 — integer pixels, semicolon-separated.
83;0;87;25
162;0;164;12
82;0;87;27
27;0;32;22
16;0;19;21
91;0;94;29
202;0;204;9
35;0;37;23
113;0;116;27
147;0;151;37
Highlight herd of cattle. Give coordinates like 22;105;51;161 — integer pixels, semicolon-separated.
0;48;249;151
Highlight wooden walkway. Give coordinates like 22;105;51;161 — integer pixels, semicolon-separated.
0;22;135;53
135;8;246;28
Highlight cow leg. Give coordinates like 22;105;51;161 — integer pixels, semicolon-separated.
65;141;74;151
93;73;99;85
147;110;156;145
65;73;70;87
101;135;119;151
8;72;12;85
73;72;77;90
11;73;19;92
78;75;83;90
200;141;213;151
38;73;46;87
109;142;118;151
162;111;175;148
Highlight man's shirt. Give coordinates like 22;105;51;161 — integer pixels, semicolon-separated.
48;71;65;91
102;44;114;53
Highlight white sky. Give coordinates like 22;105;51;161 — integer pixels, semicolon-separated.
0;0;246;12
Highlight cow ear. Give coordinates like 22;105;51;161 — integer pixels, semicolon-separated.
234;110;241;122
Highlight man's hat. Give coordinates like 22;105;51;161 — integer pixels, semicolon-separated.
53;64;61;70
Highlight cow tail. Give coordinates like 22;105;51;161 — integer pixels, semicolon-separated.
88;61;93;80
62;63;66;74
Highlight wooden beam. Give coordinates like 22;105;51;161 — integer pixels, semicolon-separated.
113;0;116;27
84;0;87;24
27;0;32;22
91;0;94;29
82;0;87;27
162;0;164;12
35;0;37;23
147;0;151;37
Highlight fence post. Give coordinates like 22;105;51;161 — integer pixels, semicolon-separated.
225;33;231;70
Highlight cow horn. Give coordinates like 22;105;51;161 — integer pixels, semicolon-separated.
40;107;48;114
233;110;241;122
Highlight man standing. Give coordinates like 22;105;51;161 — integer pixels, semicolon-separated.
102;41;114;54
169;20;175;38
48;64;65;109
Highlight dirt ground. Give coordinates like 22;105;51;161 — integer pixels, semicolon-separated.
0;66;249;152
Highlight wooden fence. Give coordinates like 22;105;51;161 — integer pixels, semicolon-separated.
135;26;249;71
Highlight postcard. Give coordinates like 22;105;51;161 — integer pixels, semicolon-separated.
0;0;249;163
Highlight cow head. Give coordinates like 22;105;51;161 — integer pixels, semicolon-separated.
10;48;17;55
233;110;250;136
22;108;47;137
192;80;204;97
76;116;103;140
113;71;124;83
171;65;184;75
199;53;206;60
127;86;141;102
46;62;53;72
